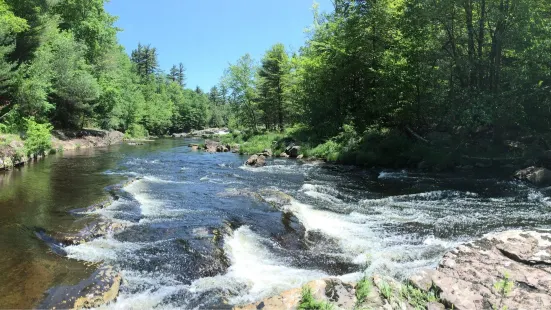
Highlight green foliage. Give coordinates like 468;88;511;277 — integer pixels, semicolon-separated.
379;281;393;301
399;284;440;309
221;131;286;155
298;286;334;310
257;43;291;131
221;54;259;131
23;117;52;156
355;277;373;306
493;271;514;310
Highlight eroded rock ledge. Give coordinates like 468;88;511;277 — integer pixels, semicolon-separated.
411;230;551;310
234;230;551;310
38;266;122;310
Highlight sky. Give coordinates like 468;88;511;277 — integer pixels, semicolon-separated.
105;0;333;91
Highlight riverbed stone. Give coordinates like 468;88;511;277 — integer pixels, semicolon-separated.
245;154;266;167
285;145;301;158
205;140;220;153
258;148;273;157
38;266;121;310
233;278;355;310
514;166;551;186
410;230;551;310
279;152;290;158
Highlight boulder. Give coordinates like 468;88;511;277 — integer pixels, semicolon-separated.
410;230;551;310
231;144;240;153
258;148;273;157
190;144;199;151
514;166;551;186
245;155;266;167
297;154;304;160
279;152;290;158
204;140;220;153
285;145;301;158
38;266;121;310
234;278;356;310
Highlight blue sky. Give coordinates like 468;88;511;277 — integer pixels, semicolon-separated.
105;0;333;91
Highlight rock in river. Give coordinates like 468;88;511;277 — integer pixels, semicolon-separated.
39;266;121;310
514;166;551;186
285;145;301;158
245;154;266;167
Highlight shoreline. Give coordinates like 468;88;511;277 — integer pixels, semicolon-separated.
0;129;125;171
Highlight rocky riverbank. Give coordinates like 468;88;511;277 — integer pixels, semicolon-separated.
0;129;124;171
35;177;141;309
235;230;551;310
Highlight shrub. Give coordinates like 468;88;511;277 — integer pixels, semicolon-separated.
127;123;148;138
24;117;52;156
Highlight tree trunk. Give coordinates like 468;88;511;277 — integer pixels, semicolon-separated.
477;0;486;89
464;0;476;89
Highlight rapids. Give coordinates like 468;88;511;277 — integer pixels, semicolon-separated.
2;138;551;309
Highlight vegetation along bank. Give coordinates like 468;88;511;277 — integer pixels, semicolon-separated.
2;1;551;172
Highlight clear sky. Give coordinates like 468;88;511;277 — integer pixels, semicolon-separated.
105;0;333;91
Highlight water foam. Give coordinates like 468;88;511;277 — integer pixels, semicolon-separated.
240;164;312;175
190;226;327;305
125;179;189;219
284;199;378;264
64;237;143;263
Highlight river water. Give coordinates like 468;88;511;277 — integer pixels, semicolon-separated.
2;138;551;309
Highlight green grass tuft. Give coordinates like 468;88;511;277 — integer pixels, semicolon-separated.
298;286;334;310
355;277;373;306
399;283;440;309
379;281;393;300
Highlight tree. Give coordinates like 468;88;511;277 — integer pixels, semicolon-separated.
0;0;28;110
169;65;179;83
177;63;186;87
52;0;119;64
221;54;259;131
257;43;290;131
131;43;159;80
49;31;100;129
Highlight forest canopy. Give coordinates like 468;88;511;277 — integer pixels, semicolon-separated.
1;0;551;167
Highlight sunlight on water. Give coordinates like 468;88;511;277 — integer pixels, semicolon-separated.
55;144;551;309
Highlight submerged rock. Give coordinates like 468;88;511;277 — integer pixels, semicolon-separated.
245;154;266;167
410;230;551;310
514;166;551;186
38;266;121;310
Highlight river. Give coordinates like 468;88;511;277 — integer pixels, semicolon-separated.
1;138;551;309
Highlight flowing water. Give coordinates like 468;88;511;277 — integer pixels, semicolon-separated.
2;139;551;309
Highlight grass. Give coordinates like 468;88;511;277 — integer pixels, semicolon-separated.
355;277;373;307
220;131;288;155
379;281;394;301
398;283;440;310
298;286;334;310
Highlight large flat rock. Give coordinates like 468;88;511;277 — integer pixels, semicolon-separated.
411;230;551;310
